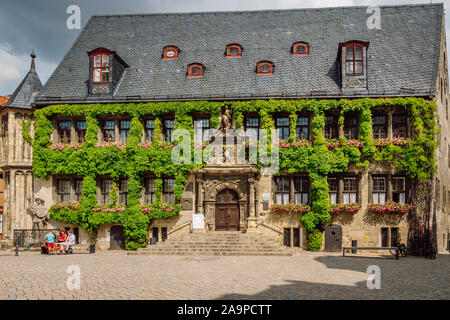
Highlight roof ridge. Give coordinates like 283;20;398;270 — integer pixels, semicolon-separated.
90;3;443;19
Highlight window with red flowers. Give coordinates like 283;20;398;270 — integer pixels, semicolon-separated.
187;64;204;77
162;46;179;59
344;44;365;76
292;42;309;55
256;61;274;75
225;44;242;57
92;52;110;82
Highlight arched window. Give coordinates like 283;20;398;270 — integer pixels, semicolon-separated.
225;44;242;57
88;48;112;83
292;42;309;55
162;46;179;59
256;61;274;75
187;63;205;77
340;41;369;76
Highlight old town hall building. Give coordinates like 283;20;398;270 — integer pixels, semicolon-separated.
0;4;449;254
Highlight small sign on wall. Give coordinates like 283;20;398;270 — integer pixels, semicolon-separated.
192;214;205;229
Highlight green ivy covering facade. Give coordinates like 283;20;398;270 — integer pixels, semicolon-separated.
28;97;438;251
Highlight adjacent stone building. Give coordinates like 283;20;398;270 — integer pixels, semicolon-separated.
0;4;449;254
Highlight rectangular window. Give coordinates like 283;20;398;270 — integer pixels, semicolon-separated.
144;178;156;204
118;179;128;205
93;54;110;83
103;120;115;142
293;228;300;247
194;118;210;143
381;228;389;247
328;178;337;204
75;121;86;143
296;116;309;140
391;228;399;246
245;117;259;142
58;121;71;144
294;177;309;204
283;228;291;247
162;227;168;242
145;120;154;143
343;177;357;204
343;115;359;140
372;177;386;204
392;177;406;204
56;178;71;202
275;177;290;204
152;227;159;243
164;120;175;143
163;178;175;204
324;115;338;139
74;179;83;202
275;117;290;140
101;179;113;205
393;114;407;138
372;114;387;139
1;114;8;137
119;120;131;143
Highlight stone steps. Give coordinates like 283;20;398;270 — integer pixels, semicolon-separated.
130;231;292;256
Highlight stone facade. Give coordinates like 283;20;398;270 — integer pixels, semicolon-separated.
1;5;449;254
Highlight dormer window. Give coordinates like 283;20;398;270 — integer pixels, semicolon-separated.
226;44;242;57
339;41;369;77
256;61;274;75
292;42;309;55
93;53;110;82
163;46;179;59
87;48;129;95
187;64;204;77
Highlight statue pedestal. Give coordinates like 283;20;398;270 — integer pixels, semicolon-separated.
246;217;262;232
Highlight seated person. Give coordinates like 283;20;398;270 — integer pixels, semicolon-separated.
64;230;76;254
57;230;67;255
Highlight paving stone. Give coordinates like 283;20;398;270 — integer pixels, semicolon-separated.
0;251;448;299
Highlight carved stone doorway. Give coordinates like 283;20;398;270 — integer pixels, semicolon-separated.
215;189;240;231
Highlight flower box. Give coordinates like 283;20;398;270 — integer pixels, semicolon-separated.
270;203;310;215
374;137;412;147
368;201;412;214
330;203;361;214
94;141;126;151
92;204;126;212
50;143;83;150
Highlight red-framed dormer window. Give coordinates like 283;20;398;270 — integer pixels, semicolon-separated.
256;61;274;75
89;48;112;83
340;41;369;76
226;44;242;57
163;46;179;59
187;63;204;77
292;42;309;55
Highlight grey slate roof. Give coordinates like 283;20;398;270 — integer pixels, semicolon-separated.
36;3;443;104
5;69;43;109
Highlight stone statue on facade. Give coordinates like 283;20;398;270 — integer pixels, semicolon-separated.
26;197;48;229
219;105;233;131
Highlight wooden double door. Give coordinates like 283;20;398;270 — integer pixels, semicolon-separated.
215;189;240;231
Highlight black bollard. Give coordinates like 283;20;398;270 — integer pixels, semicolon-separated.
15;242;19;256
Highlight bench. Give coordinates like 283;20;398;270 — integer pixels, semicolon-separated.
343;246;399;259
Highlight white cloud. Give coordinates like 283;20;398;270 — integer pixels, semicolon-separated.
0;43;56;96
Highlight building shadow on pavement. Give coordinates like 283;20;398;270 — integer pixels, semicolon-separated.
215;254;450;300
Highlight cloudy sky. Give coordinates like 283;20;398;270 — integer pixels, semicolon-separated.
0;0;447;95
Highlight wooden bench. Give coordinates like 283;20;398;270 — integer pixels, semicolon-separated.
343;246;399;259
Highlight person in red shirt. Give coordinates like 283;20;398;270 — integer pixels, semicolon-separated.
57;230;67;255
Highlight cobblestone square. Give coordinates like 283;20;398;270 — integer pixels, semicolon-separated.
0;251;448;300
